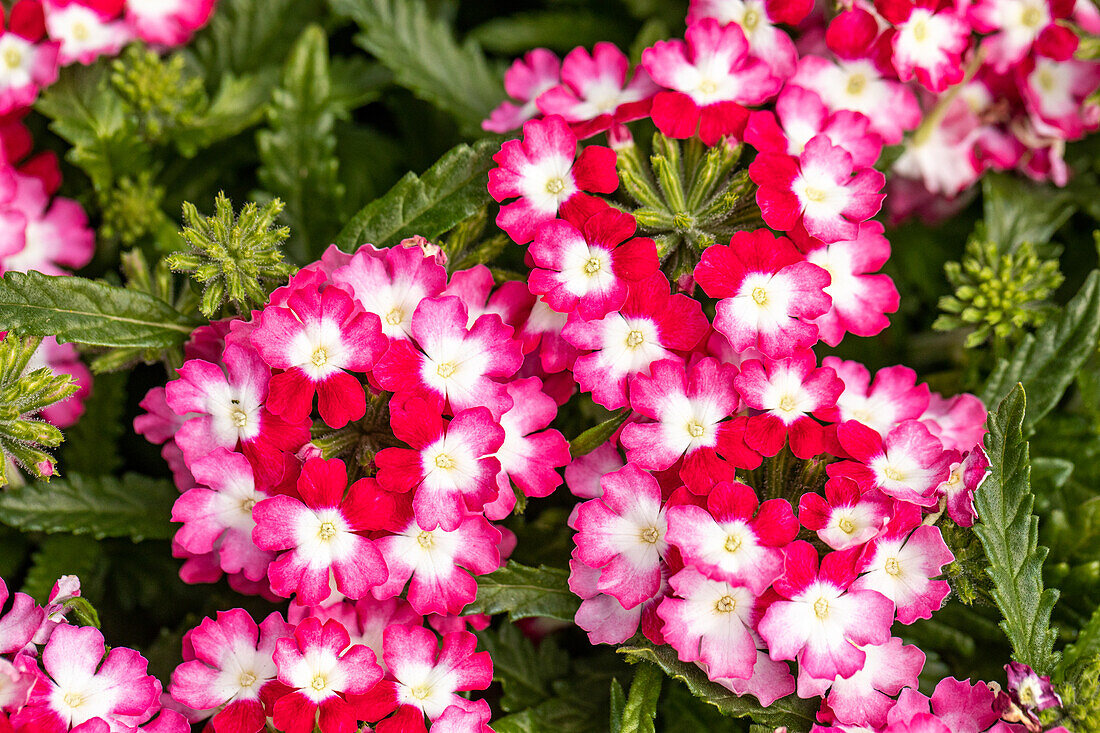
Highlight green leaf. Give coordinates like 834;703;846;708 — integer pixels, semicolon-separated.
0;271;198;348
35;62;149;193
1058;604;1100;683
173;70;278;155
257;26;345;259
609;679;626;733
329;0;503;133
334;139;497;250
22;534;104;603
618;638;818;732
0;473;177;541
468;10;632;54
982;173;1076;254
981;271;1100;434
477;624;570;712
620;663;662;733
465;560;579;623
973;384;1061;674
570;408;631;457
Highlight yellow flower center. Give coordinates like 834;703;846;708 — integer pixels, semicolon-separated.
239;672;257;688
311;675;327;692
3;47;22;70
436;361;457;378
687;421;705;438
752;286;768;305
846;73;866;96
311;347;329;368
583;256;602;275
883;466;904;482
72;22;89;41
317;521;337;541
230;407;249;428
911;18;928;42
778;395;797;412
838;518;856;534
698;79;718;95
803;186;827;203
410;684;431;700
885;557;902;576
1021;5;1042;27
814;596;830;619
639;526;660;544
715;594;737;613
417;530;434;548
724;534;743;553
742;8;760;31
545;177;566;194
385;307;404;326
62;692;85;708
625;329;645;348
434;453;455;470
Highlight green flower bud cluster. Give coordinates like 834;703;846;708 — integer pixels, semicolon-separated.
168;192;296;319
98;172;168;248
934;231;1064;348
1050;655;1100;732
615;133;761;282
0;336;80;487
111;45;207;145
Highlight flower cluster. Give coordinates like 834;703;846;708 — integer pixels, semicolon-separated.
0;575;190;732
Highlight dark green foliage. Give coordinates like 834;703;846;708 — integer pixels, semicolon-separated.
466;561;579;622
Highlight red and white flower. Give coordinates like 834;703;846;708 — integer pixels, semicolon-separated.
882;0;971;92
687;0;812;78
819;358;930;438
488;115;618;244
799;477;891;551
43;0;129;66
125;0;215;46
969;0;1079;72
0;1;59;116
641;18;780;145
483;48;560;134
829;420;952;507
821;637;926;728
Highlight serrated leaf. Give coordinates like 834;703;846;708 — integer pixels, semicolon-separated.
477;624;570;712
981;271;1100;434
257;26;345;259
35;62;149;193
570;408;630;457
0;272;198;348
1057;604;1100;683
618;638;817;732
465;561;579;622
334;139;497;250
468;10;632;54
22;534;104;603
974;384;1061;675
173;69;278;155
620;663;662;733
329;0;503;134
982;173;1076;254
0;473;177;541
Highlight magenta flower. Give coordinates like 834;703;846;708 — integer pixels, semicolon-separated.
375;398;505;531
482;48;560;134
562;272;709;409
750;135;886;243
642;18;780;145
169;609;292;733
920;391;987;452
829;419;952;508
936;447;989;527
574;463;672;609
969;0;1079;72
252;457;390;606
0;159;93;277
43;0;130;66
12;624;161;732
0;578;42;656
373;511;502;616
124;0;214;46
666;481;798;595
882;0;971;92
734;350;843;459
270;617;382;733
0;1;59;116
373;295;523;418
851;505;954;625
252;282;385;428
694;229;831;359
687;0;813;78
820;357;930;437
799;477;891;551
528;205;659;321
488;115;618;244
657;567;759;681
165;343;310;487
536;42;659;139
569;557;668;646
823;637;926;728
356;625;493;733
171;448;275;583
1005;661;1062;711
758;541;894;680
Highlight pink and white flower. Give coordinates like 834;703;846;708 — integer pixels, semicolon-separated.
734;350;843;459
43;0;129;66
969;0;1079;72
0;578;42;655
829;420;953;507
561;272;709;409
694;229;831;358
0;160;94;277
528;205;659;321
171;448;274;583
330;244;447;342
357;625;492;733
0;1;59;116
270;617;382;733
657;567;759;680
375;398;505;530
252;282;384;428
373;511;502;616
1021;57;1100;140
252;457;390;606
483;48;560;134
799;477;891;551
851;505;954;624
665;480;798;594
573;463;671;608
881;0;971;92
936;447;989;527
569;557;668;646
641;18;781;145
169;609;292;733
819;358;930;437
621;356;755;490
488;115;618;244
822;637;926;728
536;42;658;139
758;541;894;680
125;0;215;47
373;296;523;418
687;0;812;78
750;135;886;243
